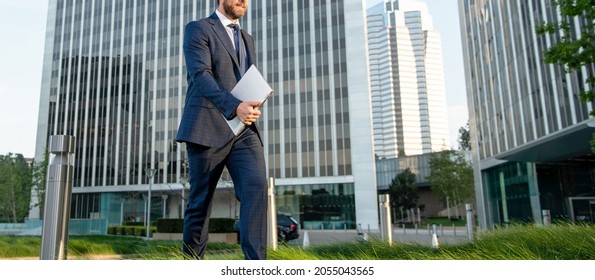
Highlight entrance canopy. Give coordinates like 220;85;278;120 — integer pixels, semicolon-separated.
496;119;595;162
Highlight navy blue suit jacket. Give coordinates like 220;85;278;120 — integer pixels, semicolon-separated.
176;13;258;147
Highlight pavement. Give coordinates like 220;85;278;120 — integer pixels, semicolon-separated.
285;229;471;247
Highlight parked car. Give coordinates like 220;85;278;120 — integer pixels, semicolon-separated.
233;214;300;242
276;214;300;241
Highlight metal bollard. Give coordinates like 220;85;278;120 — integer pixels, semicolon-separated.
466;203;474;241
40;135;76;260
542;209;551;227
378;194;392;245
267;177;277;250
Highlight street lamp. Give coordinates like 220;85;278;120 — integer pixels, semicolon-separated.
144;168;157;240
179;176;188;218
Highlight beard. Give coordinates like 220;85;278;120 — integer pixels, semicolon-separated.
223;0;248;20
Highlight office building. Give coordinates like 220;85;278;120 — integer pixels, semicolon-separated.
31;0;379;231
459;0;595;228
367;0;451;159
375;151;473;218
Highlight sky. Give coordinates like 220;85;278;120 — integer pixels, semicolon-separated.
0;0;468;159
0;0;48;158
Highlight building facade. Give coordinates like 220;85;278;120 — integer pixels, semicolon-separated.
459;0;595;228
31;0;379;231
367;0;451;159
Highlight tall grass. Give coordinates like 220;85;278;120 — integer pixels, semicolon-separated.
274;223;594;260
1;223;593;260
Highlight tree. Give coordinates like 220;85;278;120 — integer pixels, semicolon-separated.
31;150;49;216
388;168;419;210
535;0;595;151
0;153;33;223
426;150;474;219
387;168;419;222
458;122;471;151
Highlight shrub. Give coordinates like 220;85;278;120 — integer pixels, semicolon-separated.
125;226;136;236
116;226;126;235
123;221;144;226
134;226;145;237
156;219;184;233
155;218;235;233
107;226;117;235
209;218;235;233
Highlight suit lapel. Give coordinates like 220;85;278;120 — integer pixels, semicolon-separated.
208;14;241;69
240;29;254;67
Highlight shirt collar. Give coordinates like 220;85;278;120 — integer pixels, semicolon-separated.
215;9;240;28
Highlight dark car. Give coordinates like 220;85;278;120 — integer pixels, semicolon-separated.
233;214;300;242
276;214;300;241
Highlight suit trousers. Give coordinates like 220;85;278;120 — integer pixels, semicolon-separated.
182;125;268;260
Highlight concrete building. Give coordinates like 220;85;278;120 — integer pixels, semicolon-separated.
459;0;595;228
367;0;451;159
31;0;378;231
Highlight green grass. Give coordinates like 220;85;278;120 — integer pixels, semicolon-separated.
286;223;595;260
0;235;241;260
422;216;467;227
1;223;593;260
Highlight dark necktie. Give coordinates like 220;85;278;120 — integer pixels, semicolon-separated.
228;23;247;75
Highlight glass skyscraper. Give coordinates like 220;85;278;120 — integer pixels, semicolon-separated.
31;0;379;231
367;0;451;159
459;0;595;228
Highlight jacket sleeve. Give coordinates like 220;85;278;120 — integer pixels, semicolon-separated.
183;21;241;120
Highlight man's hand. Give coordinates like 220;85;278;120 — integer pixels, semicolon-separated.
236;101;262;126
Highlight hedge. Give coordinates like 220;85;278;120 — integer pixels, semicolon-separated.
108;218;235;237
156;218;235;233
107;225;156;237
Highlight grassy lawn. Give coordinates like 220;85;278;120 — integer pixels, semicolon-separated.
1;223;593;260
422;216;467;227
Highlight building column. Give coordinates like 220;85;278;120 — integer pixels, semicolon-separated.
526;162;543;224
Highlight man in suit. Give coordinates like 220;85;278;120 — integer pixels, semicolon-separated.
175;0;267;260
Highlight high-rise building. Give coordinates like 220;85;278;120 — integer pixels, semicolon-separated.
459;0;595;228
367;0;450;159
31;0;379;231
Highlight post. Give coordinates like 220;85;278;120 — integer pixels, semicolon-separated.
161;194;168;217
267;177;278;250
40;135;76;260
431;224;439;248
144;168;157;241
466;203;474;241
120;199;125;225
179;176;188;218
446;196;451;219
378;194;392;245
542;209;551;227
417;207;421;224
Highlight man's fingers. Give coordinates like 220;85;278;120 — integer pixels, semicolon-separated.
247;101;262;108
